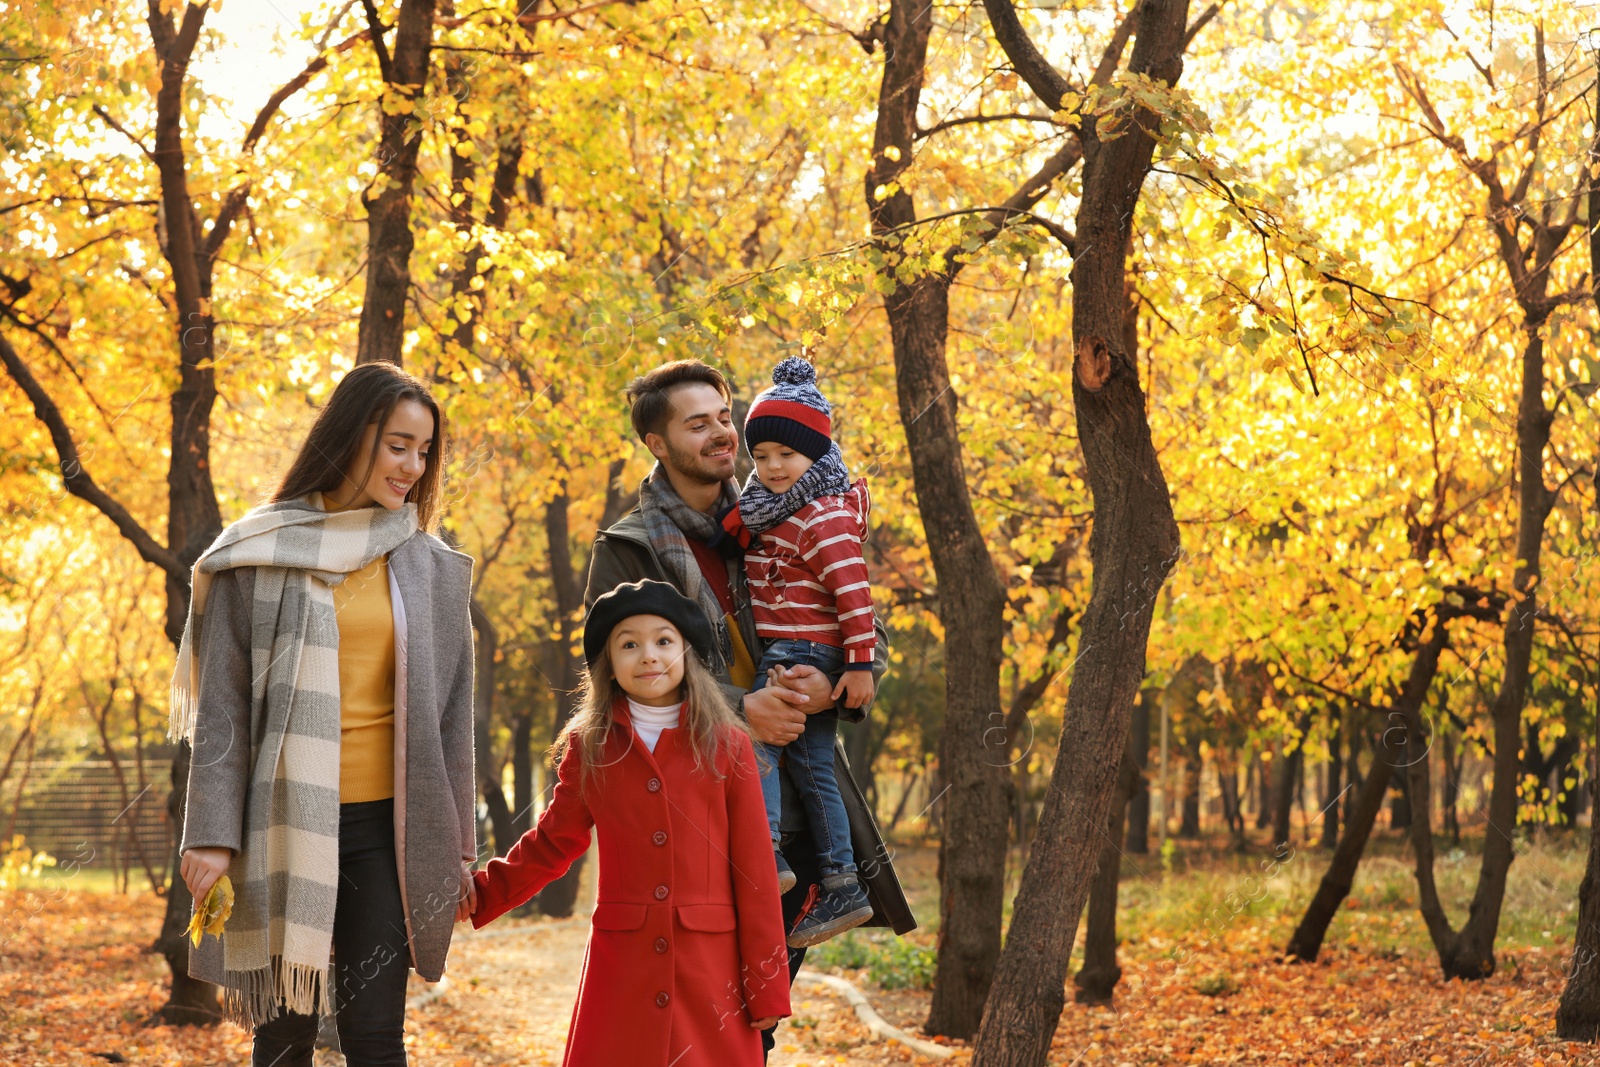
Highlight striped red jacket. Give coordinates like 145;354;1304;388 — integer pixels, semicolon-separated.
744;478;876;668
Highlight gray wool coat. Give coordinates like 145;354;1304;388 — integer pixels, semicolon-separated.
180;529;477;985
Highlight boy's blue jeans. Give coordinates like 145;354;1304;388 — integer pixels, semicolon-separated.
754;638;857;878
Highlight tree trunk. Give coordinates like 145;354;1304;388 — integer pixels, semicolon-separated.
355;0;437;366
1554;84;1600;1037
4;1;339;1023
1442;725;1461;845
1126;694;1151;854
1217;746;1245;851
1073;739;1139;1003
1345;727;1365;830
1272;719;1308;851
1285;623;1448;963
865;0;1048;1036
144;1;229;1024
1557;657;1600;1037
1399;327;1557;981
1389;764;1413;830
1254;751;1273;830
1178;733;1201;838
536;484;589;917
1320;711;1342;849
470;599;515;855
970;2;1188;1062
1389;40;1569;983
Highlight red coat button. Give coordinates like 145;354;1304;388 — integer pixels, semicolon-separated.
652;831;667;846
647;777;661;792
655;991;670;1008
654;937;668;954
654;884;669;900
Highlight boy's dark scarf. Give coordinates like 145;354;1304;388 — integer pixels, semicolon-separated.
635;465;741;673
711;443;852;551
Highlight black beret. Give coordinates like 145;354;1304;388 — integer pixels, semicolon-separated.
583;579;717;668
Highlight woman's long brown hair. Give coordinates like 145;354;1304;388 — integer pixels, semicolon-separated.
554;640;753;793
270;362;446;531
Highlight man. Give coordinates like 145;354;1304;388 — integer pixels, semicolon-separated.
585;359;916;1060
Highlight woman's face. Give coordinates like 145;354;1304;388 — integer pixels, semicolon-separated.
332;398;433;511
607;613;687;707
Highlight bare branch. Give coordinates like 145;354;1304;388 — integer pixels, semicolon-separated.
91;106;154;160
1182;4;1221;51
361;0;394;82
983;0;1077;110
1091;4;1141;87
917;111;1058;140
0;332;180;578
241;29;369;153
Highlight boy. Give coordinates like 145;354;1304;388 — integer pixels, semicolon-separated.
713;357;876;948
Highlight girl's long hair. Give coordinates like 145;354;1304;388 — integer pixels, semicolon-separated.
553;641;751;792
270;362;446;532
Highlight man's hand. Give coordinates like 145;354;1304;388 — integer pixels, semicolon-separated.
179;847;231;903
744;683;810;746
832;670;875;710
770;663;835;714
455;861;478;923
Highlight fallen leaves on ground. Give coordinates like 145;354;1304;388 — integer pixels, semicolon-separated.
11;885;1600;1066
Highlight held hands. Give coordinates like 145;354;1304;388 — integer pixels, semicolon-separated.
831;670;875;710
455;861;478;923
179;847;232;903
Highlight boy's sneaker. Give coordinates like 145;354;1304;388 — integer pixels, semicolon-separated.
774;848;798;895
786;873;872;948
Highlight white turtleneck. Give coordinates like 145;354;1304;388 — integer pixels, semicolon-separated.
626;697;681;753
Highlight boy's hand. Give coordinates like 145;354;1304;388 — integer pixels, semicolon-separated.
831;670;875;710
750;1015;782;1030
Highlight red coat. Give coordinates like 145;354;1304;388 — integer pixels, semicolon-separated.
471;698;791;1065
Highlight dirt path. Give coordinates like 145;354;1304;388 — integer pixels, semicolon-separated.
425;913;946;1066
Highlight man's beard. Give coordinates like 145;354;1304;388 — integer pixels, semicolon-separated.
664;437;736;486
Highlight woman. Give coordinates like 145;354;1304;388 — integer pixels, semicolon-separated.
170;362;477;1067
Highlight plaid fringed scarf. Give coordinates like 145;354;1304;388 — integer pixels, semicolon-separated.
635;464;742;674
168;493;418;1027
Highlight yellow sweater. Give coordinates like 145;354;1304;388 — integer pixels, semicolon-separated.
333;554;396;803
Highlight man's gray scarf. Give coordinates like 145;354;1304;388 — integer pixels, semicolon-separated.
168;493;418;1027
635;464;741;672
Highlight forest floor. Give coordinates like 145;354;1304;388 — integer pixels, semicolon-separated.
7;831;1600;1065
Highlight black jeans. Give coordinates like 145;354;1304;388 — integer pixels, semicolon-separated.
252;798;411;1067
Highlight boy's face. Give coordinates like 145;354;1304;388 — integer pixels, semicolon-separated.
750;442;813;494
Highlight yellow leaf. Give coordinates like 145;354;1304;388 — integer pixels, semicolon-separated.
187;875;235;947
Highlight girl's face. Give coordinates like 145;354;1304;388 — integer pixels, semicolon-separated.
331;398;434;511
749;442;813;494
608;614;687;706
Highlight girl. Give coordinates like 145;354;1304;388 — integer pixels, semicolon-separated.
172;362;478;1067
467;579;791;1065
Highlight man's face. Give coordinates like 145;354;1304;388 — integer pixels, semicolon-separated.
646;382;737;485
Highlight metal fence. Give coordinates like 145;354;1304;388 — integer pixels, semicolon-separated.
8;756;173;883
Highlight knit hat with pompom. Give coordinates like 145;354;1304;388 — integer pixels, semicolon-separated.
743;356;832;461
